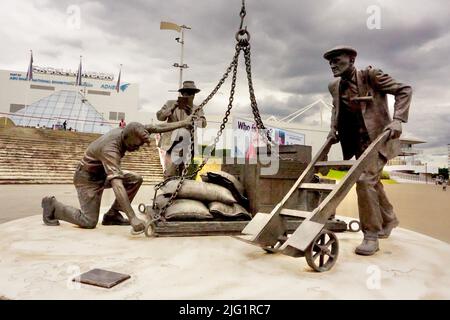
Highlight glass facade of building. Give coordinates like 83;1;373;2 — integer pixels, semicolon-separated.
10;90;112;134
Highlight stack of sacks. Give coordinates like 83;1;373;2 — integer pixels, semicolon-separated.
154;171;251;221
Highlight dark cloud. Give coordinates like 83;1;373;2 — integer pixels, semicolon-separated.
2;0;449;163
405;108;450;149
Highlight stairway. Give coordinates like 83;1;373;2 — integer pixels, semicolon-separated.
0;127;164;185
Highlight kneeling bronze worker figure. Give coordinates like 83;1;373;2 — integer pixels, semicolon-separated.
324;46;412;256
42;117;196;233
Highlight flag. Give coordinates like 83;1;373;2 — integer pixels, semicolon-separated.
160;21;181;32
26;50;33;81
75;56;82;86
115;65;122;93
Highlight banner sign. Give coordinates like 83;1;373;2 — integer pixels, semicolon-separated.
9;73;130;92
232;117;305;157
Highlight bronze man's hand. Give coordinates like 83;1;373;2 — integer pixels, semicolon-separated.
184;115;199;128
181;103;193;113
176;97;192;113
171;102;180;113
327;129;339;144
130;216;146;233
384;119;402;139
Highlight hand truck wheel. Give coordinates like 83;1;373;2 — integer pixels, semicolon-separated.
144;221;156;237
347;220;361;232
305;229;339;272
138;203;146;214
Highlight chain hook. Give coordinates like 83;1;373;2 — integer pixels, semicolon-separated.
235;28;251;47
237;0;250;47
239;0;247;29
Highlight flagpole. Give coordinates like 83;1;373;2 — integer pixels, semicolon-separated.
75;55;85;131
76;55;83;87
25;49;33;126
116;64;122;93
26;49;33;81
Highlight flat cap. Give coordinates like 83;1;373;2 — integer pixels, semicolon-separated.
323;46;357;60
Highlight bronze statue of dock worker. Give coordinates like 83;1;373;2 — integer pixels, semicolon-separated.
42;117;196;233
324;46;412;255
157;81;207;178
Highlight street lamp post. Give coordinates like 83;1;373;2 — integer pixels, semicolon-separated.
174;25;191;90
160;21;191;91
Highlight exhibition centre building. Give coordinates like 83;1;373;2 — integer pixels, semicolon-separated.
0;67;151;134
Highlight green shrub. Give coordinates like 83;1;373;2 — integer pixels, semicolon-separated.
381;171;390;180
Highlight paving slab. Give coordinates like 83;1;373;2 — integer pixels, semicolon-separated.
0;211;449;300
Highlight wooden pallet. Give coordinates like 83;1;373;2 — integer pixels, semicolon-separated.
145;213;348;237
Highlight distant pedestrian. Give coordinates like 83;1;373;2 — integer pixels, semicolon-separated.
119;119;126;128
63;120;67;131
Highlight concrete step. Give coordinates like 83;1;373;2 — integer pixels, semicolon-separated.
0;148;159;155
0;172;164;178
0;169;162;176
0;142;159;151
0;155;162;163
0;171;163;176
0;147;159;155
0;158;162;165
0;127;164;185
0;179;161;185
0;142;159;150
0;163;163;168
0;173;163;179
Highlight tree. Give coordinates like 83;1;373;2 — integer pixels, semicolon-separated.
438;168;449;180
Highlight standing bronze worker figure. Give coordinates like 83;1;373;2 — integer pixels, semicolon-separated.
324;46;412;255
157;81;207;178
41;117;195;233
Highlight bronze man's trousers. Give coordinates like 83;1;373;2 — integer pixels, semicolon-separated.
52;165;143;228
163;142;190;178
356;152;398;240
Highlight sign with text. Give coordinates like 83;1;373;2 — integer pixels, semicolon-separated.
232;117;305;157
9;73;130;92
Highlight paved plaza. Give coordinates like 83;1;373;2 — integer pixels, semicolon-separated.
2;183;449;242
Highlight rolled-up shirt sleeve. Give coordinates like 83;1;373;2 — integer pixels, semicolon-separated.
99;147;124;181
157;101;175;121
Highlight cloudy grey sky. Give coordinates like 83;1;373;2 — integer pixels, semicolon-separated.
0;0;449;166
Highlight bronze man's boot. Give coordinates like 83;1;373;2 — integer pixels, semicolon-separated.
42;196;60;226
378;220;399;239
355;238;379;256
43;197;99;229
102;209;130;226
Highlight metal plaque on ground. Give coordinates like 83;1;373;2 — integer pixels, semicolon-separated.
73;268;131;289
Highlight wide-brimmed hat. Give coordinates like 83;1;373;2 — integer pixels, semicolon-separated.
178;80;200;94
323;46;357;60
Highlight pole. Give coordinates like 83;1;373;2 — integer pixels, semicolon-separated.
320;102;323;127
179;28;185;90
425;163;428;184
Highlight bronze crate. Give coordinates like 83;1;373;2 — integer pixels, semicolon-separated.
222;145;318;215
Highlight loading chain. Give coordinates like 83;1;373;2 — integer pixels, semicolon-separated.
149;0;285;225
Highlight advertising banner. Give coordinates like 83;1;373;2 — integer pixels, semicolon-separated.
232;117;305;157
